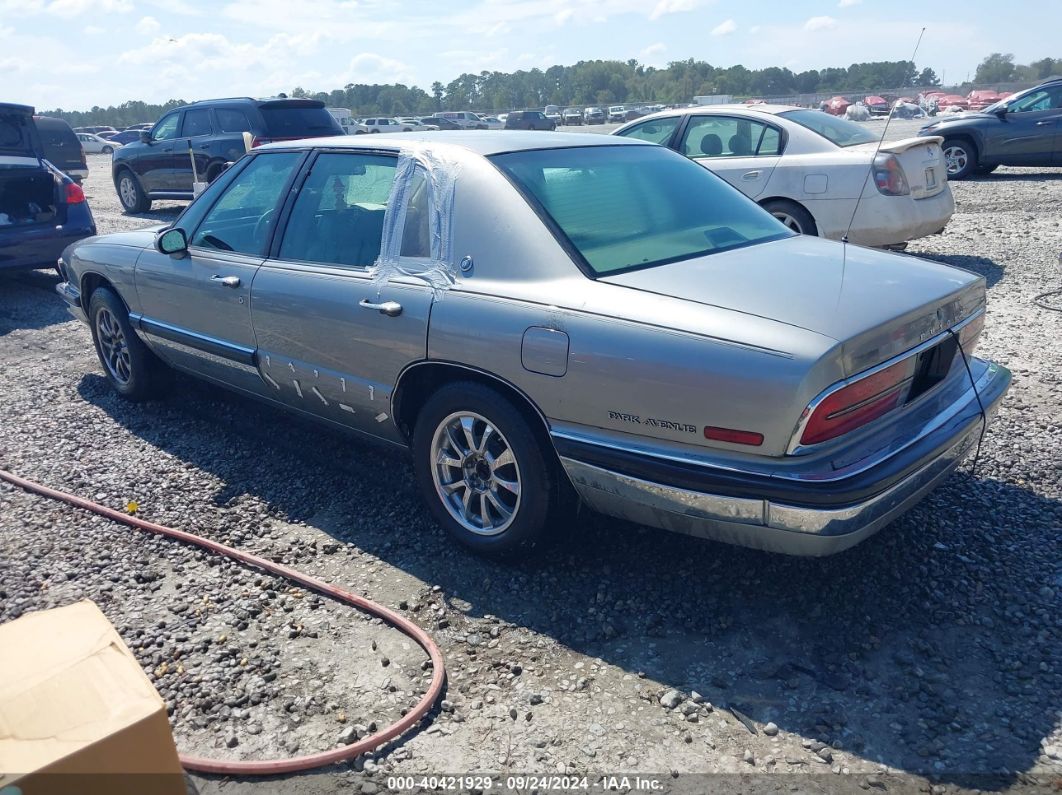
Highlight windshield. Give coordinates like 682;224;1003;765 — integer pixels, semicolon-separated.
491;145;791;276
778;109;879;147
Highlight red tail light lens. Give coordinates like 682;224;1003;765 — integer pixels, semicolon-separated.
65;182;86;204
799;358;916;446
872;153;910;196
250;136;267;148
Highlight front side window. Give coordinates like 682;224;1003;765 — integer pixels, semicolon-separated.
278;152;397;268
778;109;878;147
1008;86;1062;113
492;145;790;276
190;151;302;255
153;113;180;141
182;109;212;138
616;116;679;145
680;116;780;158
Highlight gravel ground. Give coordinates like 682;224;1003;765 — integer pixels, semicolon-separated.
1;129;1060;795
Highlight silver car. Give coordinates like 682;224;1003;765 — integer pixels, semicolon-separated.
56;132;1010;557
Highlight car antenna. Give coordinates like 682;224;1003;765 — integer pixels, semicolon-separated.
842;26;927;246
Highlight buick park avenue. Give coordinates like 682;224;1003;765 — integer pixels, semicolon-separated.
57;132;1010;556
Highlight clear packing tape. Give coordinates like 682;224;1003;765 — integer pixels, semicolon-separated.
369;147;461;298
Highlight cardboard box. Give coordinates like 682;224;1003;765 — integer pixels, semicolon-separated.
0;600;186;795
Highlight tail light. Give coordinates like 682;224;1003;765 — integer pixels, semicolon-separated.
250;136;267;148
799;358;916;446
872;153;910;196
65;182;86;204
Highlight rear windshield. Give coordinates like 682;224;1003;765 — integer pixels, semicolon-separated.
259;105;342;138
0;113;35;157
491;145;791;276
778;109;878;147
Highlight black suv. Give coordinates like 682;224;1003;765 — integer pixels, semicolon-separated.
917;78;1062;179
33;116;88;183
504;111;556;131
111;97;342;212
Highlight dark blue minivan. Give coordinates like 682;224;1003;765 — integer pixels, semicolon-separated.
1;102;96;272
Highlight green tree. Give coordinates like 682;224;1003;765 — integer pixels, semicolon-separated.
974;53;1016;83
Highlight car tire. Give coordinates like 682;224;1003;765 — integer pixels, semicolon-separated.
115;169;151;213
761;199;818;236
102;145;113;154
941;138;977;180
412;381;562;557
88;287;167;401
975;163;998;176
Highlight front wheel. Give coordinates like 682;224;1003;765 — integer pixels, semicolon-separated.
412;382;561;556
116;169;150;213
761;199;818;236
975;163;998;176
102;145;113;154
942;139;977;180
88;287;167;400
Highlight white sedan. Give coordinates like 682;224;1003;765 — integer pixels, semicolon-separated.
76;132;121;154
613;105;954;248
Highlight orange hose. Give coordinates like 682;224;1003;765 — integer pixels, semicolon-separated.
0;467;446;775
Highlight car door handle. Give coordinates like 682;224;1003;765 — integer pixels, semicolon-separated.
211;275;241;288
742;170;761;180
359;299;403;317
1034;120;1054;126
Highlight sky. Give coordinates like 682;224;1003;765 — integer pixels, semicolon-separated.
0;0;1058;111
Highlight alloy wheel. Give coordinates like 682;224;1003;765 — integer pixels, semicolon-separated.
430;411;521;536
119;176;137;209
772;211;803;233
943;145;968;176
96;307;132;384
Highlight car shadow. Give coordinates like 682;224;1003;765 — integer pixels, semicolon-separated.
0;268;70;335
77;372;1061;789
122;205;184;224
973;170;1062;183
917;254;1005;288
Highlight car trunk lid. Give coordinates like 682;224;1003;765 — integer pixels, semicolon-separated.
599;234;984;376
849;135;947;199
0;103;43;161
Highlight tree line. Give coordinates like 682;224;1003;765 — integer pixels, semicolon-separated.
40;53;1055;128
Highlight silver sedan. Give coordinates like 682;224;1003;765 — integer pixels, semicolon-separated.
57;132;1010;556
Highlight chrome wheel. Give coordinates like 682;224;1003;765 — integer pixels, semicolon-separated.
430;411;521;536
95;306;131;384
118;175;137;208
772;211;803;233
943;145;968;176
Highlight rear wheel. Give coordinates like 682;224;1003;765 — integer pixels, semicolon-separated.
942;139;977;180
102;145;113;154
761;199;818;236
412;382;561;556
116;169;150;213
88;287;167;400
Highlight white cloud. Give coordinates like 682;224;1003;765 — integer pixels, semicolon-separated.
749;25;760;34
711;18;736;36
554;8;573;25
344;53;415;86
135;16;160;35
46;0;132;17
640;42;666;58
649;0;701;22
804;15;838;31
838;0;861;6
82;24;104;34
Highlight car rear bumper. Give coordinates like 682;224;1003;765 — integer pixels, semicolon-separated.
555;358;1010;556
0;220;95;271
821;186;955;247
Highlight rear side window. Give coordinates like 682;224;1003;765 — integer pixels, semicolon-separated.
401;168;431;258
190;152;302;255
259;105;342;138
680;116;779;158
216;109;251;133
182;109;212;137
278;152;396;268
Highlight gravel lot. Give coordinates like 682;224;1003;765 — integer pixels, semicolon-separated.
1;125;1060;795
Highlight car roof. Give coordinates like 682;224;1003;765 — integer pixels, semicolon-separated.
257;130;652;156
180;96;327;110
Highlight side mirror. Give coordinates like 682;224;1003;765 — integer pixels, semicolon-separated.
993;106;1008;118
139;130;152;144
156;227;188;256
